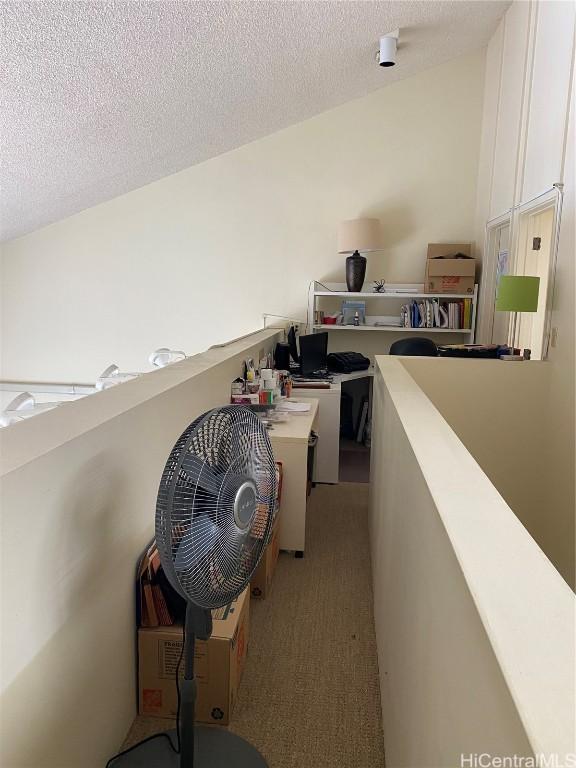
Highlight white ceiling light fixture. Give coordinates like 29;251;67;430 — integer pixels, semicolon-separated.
149;348;187;368
95;364;140;390
0;392;62;427
379;29;400;68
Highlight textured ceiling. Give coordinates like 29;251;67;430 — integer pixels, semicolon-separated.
0;0;508;242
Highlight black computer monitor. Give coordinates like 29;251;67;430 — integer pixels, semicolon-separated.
287;326;299;364
299;332;328;375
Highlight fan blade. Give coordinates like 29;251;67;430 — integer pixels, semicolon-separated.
174;513;219;571
180;453;225;497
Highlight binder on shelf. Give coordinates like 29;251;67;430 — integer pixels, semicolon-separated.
400;298;471;330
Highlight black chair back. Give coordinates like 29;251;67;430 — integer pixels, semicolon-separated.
389;338;438;356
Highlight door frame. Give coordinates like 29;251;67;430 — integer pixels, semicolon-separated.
479;185;563;356
480;211;513;344
512;185;564;359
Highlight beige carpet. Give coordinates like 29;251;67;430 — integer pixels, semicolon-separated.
123;483;386;767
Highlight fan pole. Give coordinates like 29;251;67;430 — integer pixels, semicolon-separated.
180;604;213;768
179;678;195;765
180;605;197;767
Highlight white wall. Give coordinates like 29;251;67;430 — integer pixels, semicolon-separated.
472;1;575;590
546;66;576;584
0;329;280;768
402;357;574;588
0;51;485;382
521;1;575;203
481;0;574;221
370;356;575;767
474;20;505;264
475;0;575;345
489;1;532;221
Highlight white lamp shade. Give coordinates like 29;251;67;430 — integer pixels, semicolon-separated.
338;218;382;254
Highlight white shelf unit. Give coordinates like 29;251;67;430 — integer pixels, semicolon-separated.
307;282;478;342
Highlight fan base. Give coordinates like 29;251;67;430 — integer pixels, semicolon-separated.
109;727;267;767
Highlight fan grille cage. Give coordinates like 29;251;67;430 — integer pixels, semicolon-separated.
156;406;277;609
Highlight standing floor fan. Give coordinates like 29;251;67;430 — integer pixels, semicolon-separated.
109;406;277;767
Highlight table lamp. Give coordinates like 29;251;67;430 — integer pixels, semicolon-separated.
495;275;540;360
338;218;382;292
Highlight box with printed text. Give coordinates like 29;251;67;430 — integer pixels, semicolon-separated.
424;243;476;294
138;588;249;725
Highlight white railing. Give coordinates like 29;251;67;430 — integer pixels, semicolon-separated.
369;356;575;767
0;328;282;768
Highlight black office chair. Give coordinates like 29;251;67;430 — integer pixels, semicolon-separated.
389;337;438;356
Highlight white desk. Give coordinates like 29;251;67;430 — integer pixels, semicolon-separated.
269;398;319;555
294;368;373;483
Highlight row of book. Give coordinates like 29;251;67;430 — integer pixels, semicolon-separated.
400;298;472;330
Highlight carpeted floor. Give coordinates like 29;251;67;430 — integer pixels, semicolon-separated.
123;483;386;767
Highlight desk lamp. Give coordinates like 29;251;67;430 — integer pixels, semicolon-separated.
495;275;540;360
338;218;382;292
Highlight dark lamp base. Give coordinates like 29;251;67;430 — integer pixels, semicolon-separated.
345;251;367;292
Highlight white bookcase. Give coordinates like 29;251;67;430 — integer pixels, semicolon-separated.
307;282;478;343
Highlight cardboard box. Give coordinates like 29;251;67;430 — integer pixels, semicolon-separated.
250;510;281;599
425;243;476;294
138;588;249;724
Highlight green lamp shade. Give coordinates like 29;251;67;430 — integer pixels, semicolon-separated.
496;276;540;312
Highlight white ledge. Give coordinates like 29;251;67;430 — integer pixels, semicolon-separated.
375;355;575;761
0;328;280;476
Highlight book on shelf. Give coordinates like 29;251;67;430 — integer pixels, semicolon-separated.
400;298;472;330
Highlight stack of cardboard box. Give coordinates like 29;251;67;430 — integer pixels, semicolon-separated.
424;243;476;294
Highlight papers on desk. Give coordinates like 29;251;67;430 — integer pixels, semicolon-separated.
276;401;311;413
